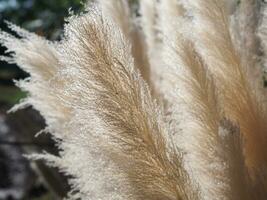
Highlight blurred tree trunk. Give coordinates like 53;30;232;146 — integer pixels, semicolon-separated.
0;105;69;199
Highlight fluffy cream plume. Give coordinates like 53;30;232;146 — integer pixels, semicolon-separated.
155;0;184;101
97;0;150;85
177;49;252;199
2;0;267;199
56;6;198;199
158;1;252;199
0;23;71;136
181;0;267;186
0;9;131;200
97;0;131;37
0;23;115;200
1;4;198;200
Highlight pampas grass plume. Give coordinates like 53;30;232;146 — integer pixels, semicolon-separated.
1;0;267;199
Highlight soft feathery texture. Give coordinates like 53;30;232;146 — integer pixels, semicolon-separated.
60;7;198;199
0;23;71;137
1;4;197;200
56;7;197;199
1;0;267;199
158;1;252;200
232;0;263;87
139;0;163;99
0;14;128;200
234;0;261;62
180;0;267;189
97;0;150;85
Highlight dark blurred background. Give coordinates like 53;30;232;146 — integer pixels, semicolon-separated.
0;0;84;199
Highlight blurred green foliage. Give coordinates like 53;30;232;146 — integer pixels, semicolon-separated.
0;85;26;104
0;0;84;105
0;0;84;38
